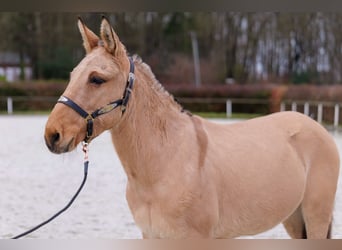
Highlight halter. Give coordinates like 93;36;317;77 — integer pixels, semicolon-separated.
57;57;135;143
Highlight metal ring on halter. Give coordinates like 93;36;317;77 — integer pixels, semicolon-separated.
128;72;135;82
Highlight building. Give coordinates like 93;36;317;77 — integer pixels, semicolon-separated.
0;52;32;82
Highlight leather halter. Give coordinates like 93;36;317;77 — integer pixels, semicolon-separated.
57;57;135;143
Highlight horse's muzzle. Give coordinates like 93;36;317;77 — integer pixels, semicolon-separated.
44;131;74;154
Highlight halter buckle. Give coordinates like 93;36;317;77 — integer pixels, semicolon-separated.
128;72;135;82
85;114;94;141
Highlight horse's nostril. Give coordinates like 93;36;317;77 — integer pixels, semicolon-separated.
45;131;61;152
51;132;60;143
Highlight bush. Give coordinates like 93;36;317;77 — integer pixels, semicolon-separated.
0;81;67;96
0;83;27;96
166;84;274;99
284;85;342;102
2;80;342;121
0;81;67;111
166;83;275;114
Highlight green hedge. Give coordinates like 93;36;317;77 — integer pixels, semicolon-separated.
166;84;274;114
0;81;67;111
2;81;342;122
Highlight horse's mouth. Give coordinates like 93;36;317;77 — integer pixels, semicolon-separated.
45;137;75;154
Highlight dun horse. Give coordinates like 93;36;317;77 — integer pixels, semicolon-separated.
45;17;340;239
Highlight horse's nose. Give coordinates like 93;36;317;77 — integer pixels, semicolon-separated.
45;131;60;152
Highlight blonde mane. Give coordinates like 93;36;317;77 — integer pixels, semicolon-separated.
131;55;184;113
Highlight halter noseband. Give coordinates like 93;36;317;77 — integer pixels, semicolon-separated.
57;57;135;143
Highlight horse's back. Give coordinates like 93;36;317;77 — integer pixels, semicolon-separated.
204;110;339;180
205;111;339;169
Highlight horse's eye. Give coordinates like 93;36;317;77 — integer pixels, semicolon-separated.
89;76;106;85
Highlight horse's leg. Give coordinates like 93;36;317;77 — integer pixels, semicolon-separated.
300;163;337;239
142;232;148;239
301;195;334;239
283;205;307;239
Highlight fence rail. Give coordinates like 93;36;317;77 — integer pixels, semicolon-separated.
2;96;342;129
0;96;58;114
177;97;342;129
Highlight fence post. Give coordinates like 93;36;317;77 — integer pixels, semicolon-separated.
317;103;323;124
226;99;232;118
334;104;339;129
291;102;297;112
304;102;309;116
7;97;13;114
280;102;285;112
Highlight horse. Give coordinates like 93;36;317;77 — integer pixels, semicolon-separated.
44;17;340;239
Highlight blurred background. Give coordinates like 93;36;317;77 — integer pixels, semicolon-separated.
1;12;342;126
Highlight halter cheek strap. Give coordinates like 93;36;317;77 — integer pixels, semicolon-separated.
57;57;135;143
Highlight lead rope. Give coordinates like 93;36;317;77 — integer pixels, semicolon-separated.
11;143;90;239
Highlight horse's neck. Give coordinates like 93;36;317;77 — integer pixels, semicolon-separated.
110;67;189;184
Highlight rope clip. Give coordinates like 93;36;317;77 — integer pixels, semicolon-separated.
82;142;89;162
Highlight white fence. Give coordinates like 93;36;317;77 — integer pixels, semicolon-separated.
0;96;57;115
1;96;342;129
178;97;342;129
279;101;340;128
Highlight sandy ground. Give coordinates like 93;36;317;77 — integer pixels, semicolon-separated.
0;115;341;239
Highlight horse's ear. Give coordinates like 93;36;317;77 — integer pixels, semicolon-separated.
78;17;100;54
100;16;126;57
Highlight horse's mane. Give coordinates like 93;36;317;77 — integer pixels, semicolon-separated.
131;55;185;113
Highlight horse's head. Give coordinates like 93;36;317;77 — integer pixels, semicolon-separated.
45;17;132;154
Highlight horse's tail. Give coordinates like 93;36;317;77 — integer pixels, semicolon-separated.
302;223;307;239
327;218;333;239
